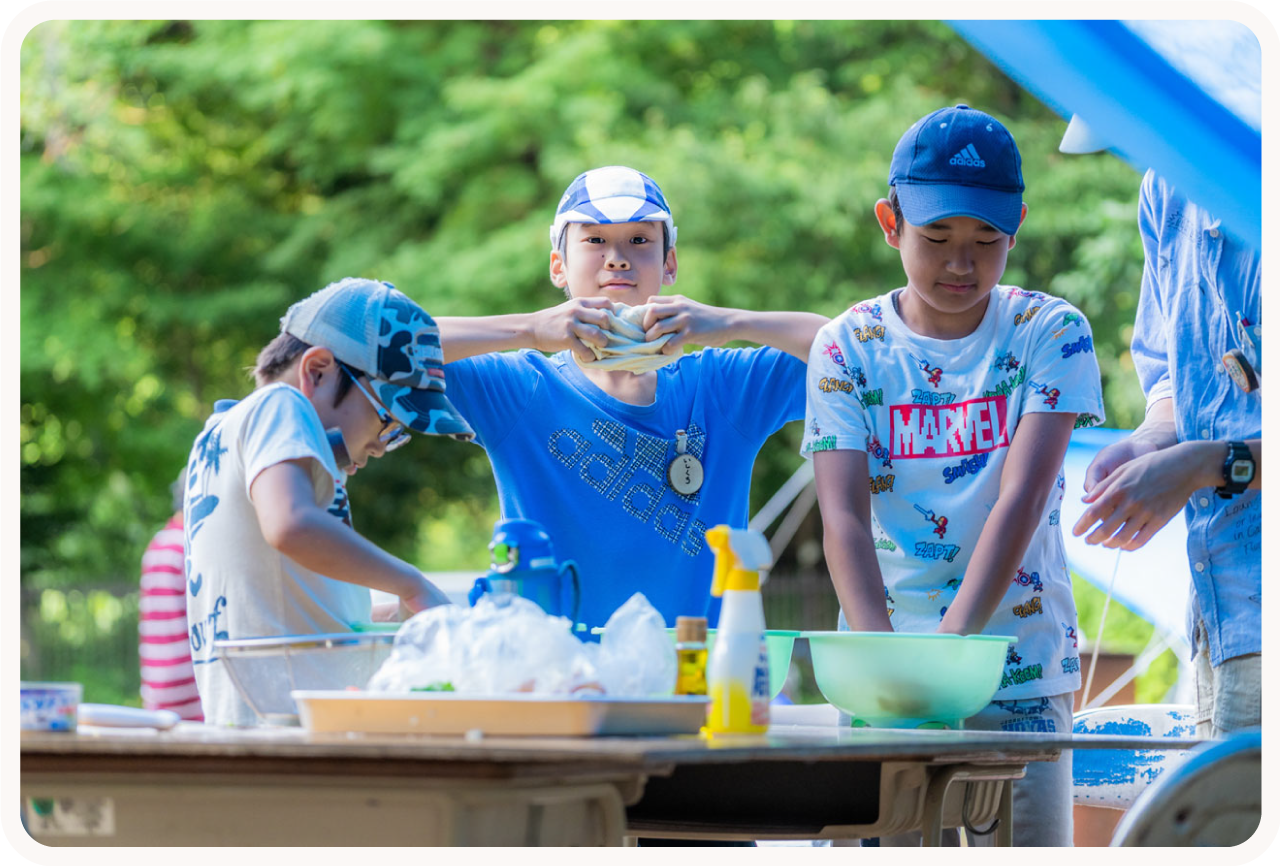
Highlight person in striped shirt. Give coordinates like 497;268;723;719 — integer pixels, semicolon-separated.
138;470;203;720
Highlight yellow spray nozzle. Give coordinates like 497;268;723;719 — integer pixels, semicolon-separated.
705;524;772;596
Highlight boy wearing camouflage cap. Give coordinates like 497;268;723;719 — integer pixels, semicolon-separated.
184;277;472;726
437;166;827;629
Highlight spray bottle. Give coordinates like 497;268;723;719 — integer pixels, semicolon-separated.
703;525;772;735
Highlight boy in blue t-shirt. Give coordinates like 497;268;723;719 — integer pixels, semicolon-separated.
438;166;828;629
802;106;1105;846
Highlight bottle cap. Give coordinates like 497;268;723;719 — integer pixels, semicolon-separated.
675;616;707;644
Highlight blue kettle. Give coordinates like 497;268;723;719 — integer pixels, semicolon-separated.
467;518;581;623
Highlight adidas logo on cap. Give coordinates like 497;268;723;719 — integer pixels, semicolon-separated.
949;144;985;168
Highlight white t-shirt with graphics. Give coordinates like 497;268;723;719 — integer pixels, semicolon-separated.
801;287;1105;700
184;383;371;726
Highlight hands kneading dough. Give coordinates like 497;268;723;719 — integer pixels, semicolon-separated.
579;303;681;373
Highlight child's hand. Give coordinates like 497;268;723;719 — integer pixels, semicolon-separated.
532;297;614;363
370;600;401;622
641;295;733;354
399;576;453;616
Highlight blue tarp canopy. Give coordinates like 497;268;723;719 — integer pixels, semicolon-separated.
948;19;1261;250
943;19;1263;663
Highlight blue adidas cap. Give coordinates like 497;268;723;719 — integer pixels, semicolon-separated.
549;165;677;250
888;104;1025;236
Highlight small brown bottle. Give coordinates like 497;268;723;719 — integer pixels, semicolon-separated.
674;616;709;696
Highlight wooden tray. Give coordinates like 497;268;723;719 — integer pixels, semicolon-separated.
292;690;708;736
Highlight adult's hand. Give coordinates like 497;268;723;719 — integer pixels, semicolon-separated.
1072;441;1216;550
1081;434;1163;494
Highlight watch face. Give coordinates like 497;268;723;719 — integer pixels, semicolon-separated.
1230;460;1255;484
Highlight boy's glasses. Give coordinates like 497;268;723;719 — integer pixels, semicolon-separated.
336;361;411;452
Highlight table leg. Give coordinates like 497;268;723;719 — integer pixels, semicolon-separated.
920;764;1023;847
921;766;964;846
996;778;1013;846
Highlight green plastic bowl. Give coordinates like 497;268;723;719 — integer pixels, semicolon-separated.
591;627;800;699
801;631;1016;729
351;622;401;633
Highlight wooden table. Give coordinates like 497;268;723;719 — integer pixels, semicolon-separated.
19;721;1200;846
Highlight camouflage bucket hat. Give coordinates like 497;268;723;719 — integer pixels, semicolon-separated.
280;277;474;441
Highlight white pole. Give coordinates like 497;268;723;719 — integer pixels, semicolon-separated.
1084;629;1177;710
1081;548;1123;707
748;461;814;533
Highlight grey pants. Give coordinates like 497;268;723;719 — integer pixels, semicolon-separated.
1193;619;1263;738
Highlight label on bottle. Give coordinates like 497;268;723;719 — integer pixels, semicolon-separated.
750;639;770;727
675;647;708;696
705;630;768;734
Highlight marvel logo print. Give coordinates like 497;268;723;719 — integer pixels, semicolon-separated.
889;395;1009;459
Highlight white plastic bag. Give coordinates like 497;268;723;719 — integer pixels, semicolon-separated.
366;592;676;698
591;592;677;697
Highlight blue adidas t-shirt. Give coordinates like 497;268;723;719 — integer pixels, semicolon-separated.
445;348;805;629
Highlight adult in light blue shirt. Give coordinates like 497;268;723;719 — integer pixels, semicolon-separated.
1071;163;1261;738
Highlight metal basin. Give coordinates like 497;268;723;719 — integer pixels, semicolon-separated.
215;632;395;725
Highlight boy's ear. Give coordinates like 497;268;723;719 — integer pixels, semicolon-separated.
1008;203;1029;250
661;246;678;286
549;249;569;289
296;347;337;399
874;200;901;249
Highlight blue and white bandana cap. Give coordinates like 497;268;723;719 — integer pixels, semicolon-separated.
549;165;677;250
281;277;474;441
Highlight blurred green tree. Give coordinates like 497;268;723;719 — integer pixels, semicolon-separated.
20;20;1150;704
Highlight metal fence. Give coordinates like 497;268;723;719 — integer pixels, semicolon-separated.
19;570;841;708
762;568;840;632
20;580;143;707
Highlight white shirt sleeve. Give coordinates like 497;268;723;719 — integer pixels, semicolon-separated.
238;385;340;507
1020;300;1107;424
1130;169;1175;410
801;321;871;456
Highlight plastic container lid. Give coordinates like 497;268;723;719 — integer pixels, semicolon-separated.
675;616;707;644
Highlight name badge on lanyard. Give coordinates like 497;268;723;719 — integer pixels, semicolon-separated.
667;429;704;496
1224;312;1261;393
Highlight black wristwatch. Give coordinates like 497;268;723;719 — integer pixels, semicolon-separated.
1217;441;1256;499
